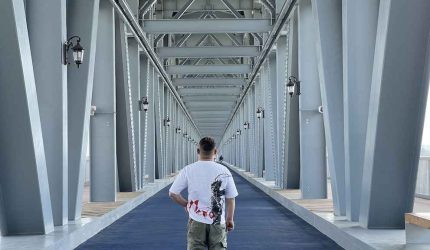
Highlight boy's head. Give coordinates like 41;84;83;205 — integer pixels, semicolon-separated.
198;137;217;159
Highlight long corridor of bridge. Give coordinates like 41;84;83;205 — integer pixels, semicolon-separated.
1;0;430;249
77;170;342;249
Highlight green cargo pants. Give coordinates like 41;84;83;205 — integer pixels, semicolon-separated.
187;218;227;250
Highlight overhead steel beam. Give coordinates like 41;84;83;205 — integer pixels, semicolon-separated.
174;78;245;86
182;96;239;102
179;88;241;95
167;64;252;74
223;0;297;136
142;19;272;34
191;111;231;116
157;46;259;58
109;0;200;135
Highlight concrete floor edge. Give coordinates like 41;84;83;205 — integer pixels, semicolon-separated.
0;178;174;250
225;163;377;250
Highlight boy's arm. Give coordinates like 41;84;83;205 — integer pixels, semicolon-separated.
169;192;188;207
226;198;236;231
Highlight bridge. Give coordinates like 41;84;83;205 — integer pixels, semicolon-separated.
0;0;430;249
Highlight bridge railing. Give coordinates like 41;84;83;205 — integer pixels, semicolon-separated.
416;156;430;199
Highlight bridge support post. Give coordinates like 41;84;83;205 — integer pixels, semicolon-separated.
68;0;100;220
359;0;430;228
297;0;327;199
0;0;54;235
90;0;117;202
342;0;379;222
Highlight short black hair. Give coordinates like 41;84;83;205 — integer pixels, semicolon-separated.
199;137;216;155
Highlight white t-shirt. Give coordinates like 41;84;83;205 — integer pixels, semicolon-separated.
169;161;239;225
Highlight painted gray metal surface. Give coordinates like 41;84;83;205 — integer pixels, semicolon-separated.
0;0;54;235
311;0;345;216
26;0;68;226
297;0;327;199
90;0;117;202
157;46;260;58
173;78;246;86
67;0;100;220
283;12;300;189
142;19;272;34
342;0;378;222
359;0;430;229
166;64;252;75
115;20;137;192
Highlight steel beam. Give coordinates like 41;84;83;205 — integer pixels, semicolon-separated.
312;0;346;216
0;0;54;235
223;0;297;135
179;87;242;95
90;0;117;202
67;0;100;221
182;95;239;102
115;19;137;192
298;0;327;199
359;0;430;229
157;46;259;58
342;0;378;222
26;0;68;226
142;19;272;34
174;78;245;86
167;64;251;75
283;11;300;189
111;0;200;135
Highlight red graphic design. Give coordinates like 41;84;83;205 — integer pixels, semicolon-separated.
188;200;216;220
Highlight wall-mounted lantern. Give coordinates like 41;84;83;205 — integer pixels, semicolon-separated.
176;127;182;134
164;116;171;127
236;129;241;135
256;107;264;119
287;76;301;97
243;122;250;130
183;132;188;138
63;36;84;67
139;97;149;112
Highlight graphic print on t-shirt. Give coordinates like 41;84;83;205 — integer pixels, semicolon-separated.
210;173;230;224
187;173;231;224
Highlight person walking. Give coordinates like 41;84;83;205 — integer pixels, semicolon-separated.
169;137;238;250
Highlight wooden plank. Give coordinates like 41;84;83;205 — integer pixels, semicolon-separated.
405;213;430;229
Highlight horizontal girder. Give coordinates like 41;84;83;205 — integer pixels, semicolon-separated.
179;87;242;95
167;64;251;74
156;46;260;58
142;19;272;34
173;78;246;86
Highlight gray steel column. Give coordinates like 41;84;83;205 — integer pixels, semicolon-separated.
312;0;345;216
284;11;300;189
298;0;327;199
90;0;116;202
263;54;278;182
250;86;258;176
115;19;137;191
0;0;54;235
154;78;163;178
276;35;287;187
26;0;68;226
67;0;100;220
342;0;378;222
141;61;156;183
256;77;265;177
359;0;430;229
128;38;141;188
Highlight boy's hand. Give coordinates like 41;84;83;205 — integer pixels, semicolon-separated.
226;220;234;232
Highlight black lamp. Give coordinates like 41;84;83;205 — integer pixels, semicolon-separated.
64;36;84;67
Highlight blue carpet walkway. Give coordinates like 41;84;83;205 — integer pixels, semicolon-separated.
77;170;343;249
